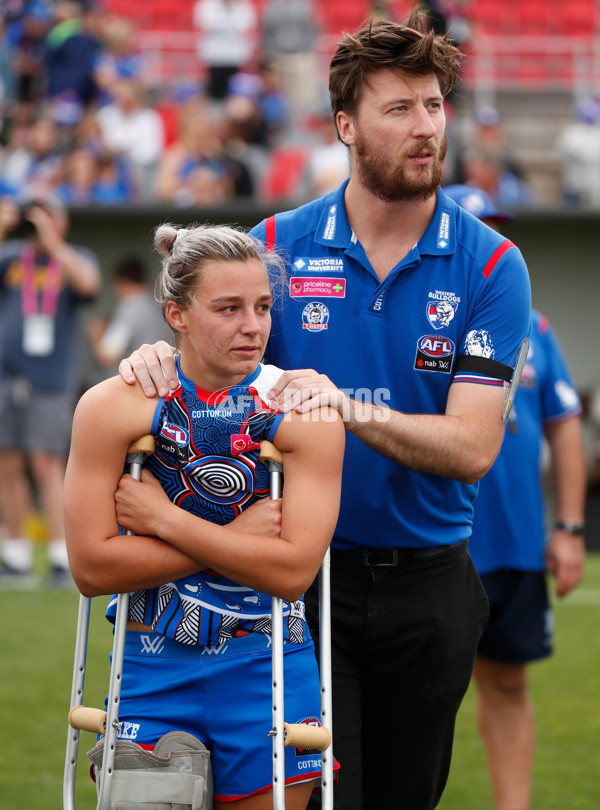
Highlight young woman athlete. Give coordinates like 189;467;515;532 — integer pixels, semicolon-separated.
64;223;344;809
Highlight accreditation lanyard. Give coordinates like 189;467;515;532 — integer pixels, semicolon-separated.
21;245;61;356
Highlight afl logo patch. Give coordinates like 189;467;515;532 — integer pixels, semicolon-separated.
302;302;329;332
160;421;189;446
414;335;455;373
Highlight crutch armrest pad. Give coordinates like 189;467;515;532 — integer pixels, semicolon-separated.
69;705;107;734
283;722;331;751
259;440;283;466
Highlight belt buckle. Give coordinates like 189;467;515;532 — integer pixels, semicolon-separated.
363;548;399;567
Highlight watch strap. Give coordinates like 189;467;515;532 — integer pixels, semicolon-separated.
554;520;585;536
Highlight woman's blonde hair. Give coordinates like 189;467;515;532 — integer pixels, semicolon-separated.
153;223;286;336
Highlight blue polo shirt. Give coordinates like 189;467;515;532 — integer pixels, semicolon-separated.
251;181;531;550
469;310;582;574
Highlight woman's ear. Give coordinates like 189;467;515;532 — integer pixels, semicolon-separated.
165;301;187;335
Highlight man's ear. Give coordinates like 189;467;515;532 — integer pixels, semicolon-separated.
165;301;187;335
336;111;355;146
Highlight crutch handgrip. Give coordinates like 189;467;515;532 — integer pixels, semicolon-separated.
259;440;283;466
68;705;107;735
283;722;331;751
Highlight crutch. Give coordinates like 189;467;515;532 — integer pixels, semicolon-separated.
64;435;155;810
259;441;334;810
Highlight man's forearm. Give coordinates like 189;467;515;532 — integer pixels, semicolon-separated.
346;398;500;484
547;417;587;522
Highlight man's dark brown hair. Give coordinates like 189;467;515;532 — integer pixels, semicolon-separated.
329;6;463;126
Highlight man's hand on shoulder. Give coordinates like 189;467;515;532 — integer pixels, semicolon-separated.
267;368;356;428
119;341;179;398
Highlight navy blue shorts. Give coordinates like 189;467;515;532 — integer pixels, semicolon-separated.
477;569;553;664
112;631;333;802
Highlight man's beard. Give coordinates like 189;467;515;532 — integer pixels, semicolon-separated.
355;132;447;203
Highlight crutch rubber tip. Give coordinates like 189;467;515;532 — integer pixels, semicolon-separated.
68;705;107;734
283;722;331;751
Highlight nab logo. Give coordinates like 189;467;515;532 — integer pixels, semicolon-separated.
418;336;455;357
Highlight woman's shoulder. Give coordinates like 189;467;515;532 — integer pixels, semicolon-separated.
72;375;159;454
75;374;157;420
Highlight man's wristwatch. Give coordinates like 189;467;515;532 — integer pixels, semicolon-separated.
554;520;585;536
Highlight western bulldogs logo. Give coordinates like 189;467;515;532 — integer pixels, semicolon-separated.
427;299;457;329
302;302;329;332
414;335;455;373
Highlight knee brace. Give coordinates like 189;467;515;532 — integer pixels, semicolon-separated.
87;730;213;810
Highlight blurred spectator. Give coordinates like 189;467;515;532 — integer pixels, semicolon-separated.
92;151;133;204
468;105;526;180
0;113;62;196
0;0;41;105
53;145;96;203
54;146;132;205
260;0;319;115
153;78;207;149
92;15;145;105
42;0;102;109
0;10;16;106
0;191;100;586
554;95;600;208
471;105;504;151
304;108;349;198
460;145;540;210
0;88;34;153
192;0;258;101
154;104;236;205
95;77;164;200
224;62;289;148
10;1;52;112
86;255;170;376
70;104;103;152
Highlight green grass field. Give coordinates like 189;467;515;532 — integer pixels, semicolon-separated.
1;554;599;810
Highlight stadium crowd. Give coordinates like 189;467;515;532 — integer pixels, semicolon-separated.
0;0;353;208
4;0;594;211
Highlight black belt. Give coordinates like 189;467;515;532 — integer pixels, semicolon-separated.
337;539;468;567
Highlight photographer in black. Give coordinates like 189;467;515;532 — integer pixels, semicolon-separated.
0;192;100;586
